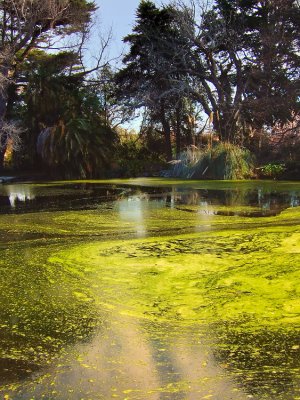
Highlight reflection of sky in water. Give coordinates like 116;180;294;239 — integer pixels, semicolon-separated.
290;192;299;207
20;314;249;400
4;184;35;208
198;200;215;215
115;194;214;235
1;182;299;215
116;196;148;238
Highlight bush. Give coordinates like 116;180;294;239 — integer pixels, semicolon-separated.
37;119;117;179
259;163;286;179
164;142;254;180
115;137;166;177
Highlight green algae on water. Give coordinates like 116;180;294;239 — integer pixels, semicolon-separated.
48;223;300;326
0;180;299;399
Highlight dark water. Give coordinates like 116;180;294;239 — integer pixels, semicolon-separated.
0;179;299;400
0;181;299;215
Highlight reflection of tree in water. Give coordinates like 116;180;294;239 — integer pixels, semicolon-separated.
213;326;300;399
146;335;185;400
165;187;300;215
138;321;250;400
1;183;299;216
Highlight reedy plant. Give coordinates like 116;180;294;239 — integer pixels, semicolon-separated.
165;142;254;180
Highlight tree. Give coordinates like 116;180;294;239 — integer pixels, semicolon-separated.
15;50;117;178
115;1;197;160
120;0;299;145
162;0;300;142
237;0;300;129
0;0;96;167
16;50;81;168
96;65;135;130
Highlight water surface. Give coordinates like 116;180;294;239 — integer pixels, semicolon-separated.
0;179;299;399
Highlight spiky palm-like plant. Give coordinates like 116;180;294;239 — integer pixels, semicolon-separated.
39;116;116;178
22;52;117;177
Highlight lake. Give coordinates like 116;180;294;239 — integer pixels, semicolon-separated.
0;178;299;399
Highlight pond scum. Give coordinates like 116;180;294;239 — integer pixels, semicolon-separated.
0;180;299;399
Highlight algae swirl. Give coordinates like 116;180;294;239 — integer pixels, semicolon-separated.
0;179;299;399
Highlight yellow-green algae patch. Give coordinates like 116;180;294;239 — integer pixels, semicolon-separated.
41;208;300;399
0;240;103;376
0;183;300;399
0;200;300;242
32;177;300;191
48;222;300;327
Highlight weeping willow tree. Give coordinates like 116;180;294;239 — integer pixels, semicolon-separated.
18;51;117;178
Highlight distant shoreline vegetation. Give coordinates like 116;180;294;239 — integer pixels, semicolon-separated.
0;0;299;180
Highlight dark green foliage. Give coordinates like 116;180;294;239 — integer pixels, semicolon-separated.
115;134;166;177
115;1;195;159
238;0;300;128
118;0;299;146
2;0;299;178
40;114;117;179
259;163;286;180
18;52;117;178
37;88;117;179
0;0;97;168
202;143;254;180
198;0;300;137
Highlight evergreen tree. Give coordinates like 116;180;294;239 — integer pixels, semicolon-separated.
116;1;195;159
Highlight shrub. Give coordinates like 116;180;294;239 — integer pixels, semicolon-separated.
164;142;254;180
38;119;117;179
259;163;286;179
115;137;166;177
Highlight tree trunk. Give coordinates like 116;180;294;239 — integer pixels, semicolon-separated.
160;104;172;161
0;90;8;170
214;107;238;143
175;105;181;158
0;63;9;170
161;115;172;161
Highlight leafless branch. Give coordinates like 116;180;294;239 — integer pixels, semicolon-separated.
0;120;23;151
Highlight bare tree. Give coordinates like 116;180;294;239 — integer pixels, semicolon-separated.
0;120;22;151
